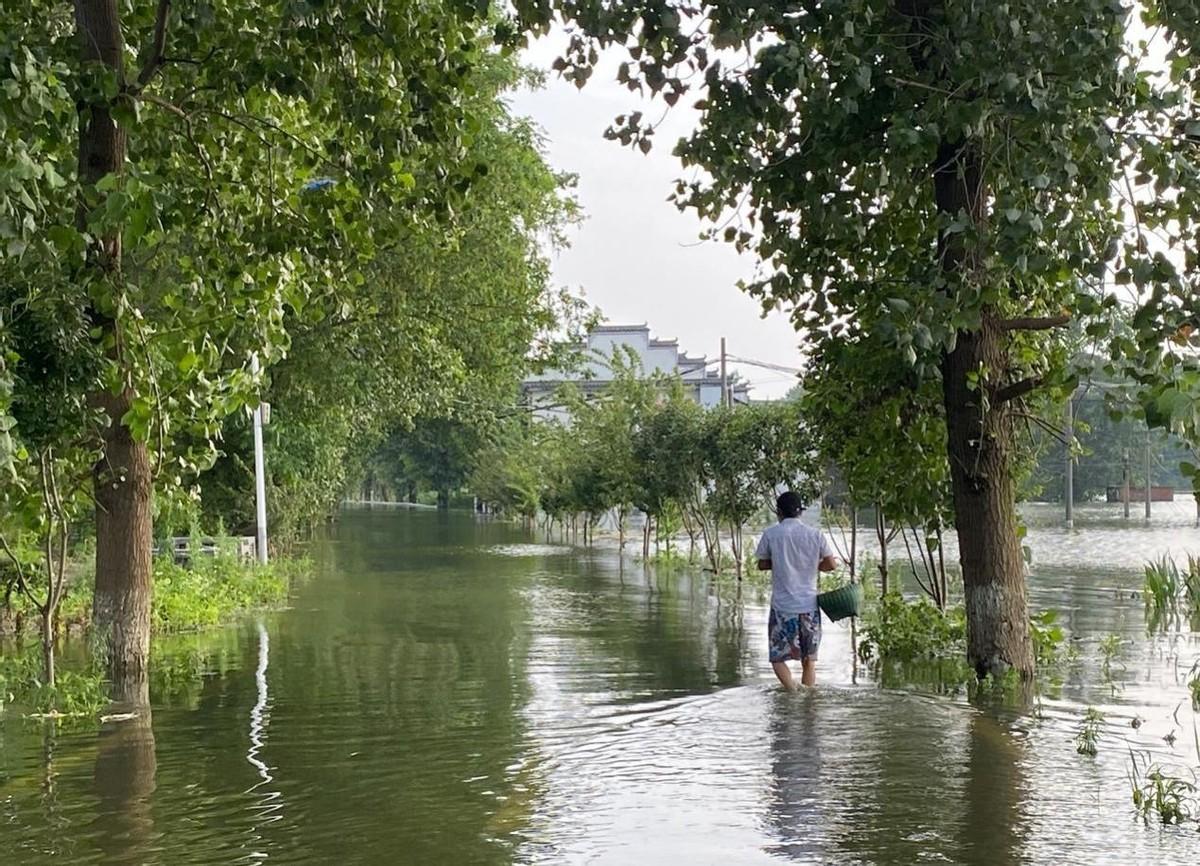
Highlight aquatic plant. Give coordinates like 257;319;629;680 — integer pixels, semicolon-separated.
648;549;691;571
1185;556;1200;613
1128;752;1198;826
1189;660;1200;712
0;649;107;719
1029;610;1066;665
1099;633;1124;680
1;544;307;722
1143;556;1181;612
1075;707;1104;756
858;594;966;662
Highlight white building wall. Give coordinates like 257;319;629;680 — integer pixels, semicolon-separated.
644;345;678;374
697;381;723;408
522;323;751;421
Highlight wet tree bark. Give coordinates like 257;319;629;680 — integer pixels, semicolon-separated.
76;1;155;684
933;137;1034;679
93;391;154;683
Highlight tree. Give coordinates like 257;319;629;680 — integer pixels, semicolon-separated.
703;401;820;578
3;2;508;685
1027;389;1188;503
0;447;90;688
638;394;711;559
559;347;659;548
802;333;954;596
472;420;549;524
193;61;583;537
632;382;701;556
514;1;1196;678
385;419;486;510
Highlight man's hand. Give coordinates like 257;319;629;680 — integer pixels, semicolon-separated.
818;555;838;573
757;558;772;571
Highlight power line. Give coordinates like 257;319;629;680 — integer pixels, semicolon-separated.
722;354;804;376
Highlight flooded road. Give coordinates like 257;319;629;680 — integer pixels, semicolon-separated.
1;507;1198;864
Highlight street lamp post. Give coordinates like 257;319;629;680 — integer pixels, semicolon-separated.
1122;448;1131;520
1064;396;1074;528
251;354;268;565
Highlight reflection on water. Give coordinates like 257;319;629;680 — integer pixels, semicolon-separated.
92;679;156;866
764;693;824;861
243;620;283;861
0;508;1198;864
960;713;1027;866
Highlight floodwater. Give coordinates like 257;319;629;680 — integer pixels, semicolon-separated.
2;506;1198;865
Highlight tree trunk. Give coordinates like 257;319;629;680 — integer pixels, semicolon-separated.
437;488;449;510
941;324;1034;678
849;504;858;582
41;606;55;689
731;521;743;580
877;507;889;595
77;1;154;685
93;391;154;684
933;135;1033;679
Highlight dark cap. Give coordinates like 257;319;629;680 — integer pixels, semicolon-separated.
776;491;805;519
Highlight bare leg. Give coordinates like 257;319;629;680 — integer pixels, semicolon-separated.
801;657;817;687
772;661;798;691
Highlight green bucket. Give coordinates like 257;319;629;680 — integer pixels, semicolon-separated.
817;583;864;622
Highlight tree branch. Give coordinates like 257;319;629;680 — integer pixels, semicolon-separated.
887;75;953;96
994;375;1045;404
140;92;186;117
0;531;39;612
1;555;41;613
135;0;172;90
161;47;218;67
997;314;1071;332
1014;410;1071;446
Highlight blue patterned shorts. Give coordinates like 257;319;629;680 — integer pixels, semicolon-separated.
768;608;821;662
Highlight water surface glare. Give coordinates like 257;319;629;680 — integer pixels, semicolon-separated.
2;508;1198;864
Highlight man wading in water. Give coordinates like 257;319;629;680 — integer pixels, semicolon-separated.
755;491;839;690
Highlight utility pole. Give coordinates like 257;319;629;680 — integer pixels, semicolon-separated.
1122;448;1131;520
251;354;269;565
1145;433;1152;520
719;336;728;408
1064;397;1074;528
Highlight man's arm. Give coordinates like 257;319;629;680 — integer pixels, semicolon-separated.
754;530;771;572
818;531;838;572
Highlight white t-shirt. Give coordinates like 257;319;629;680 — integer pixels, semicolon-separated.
754;518;834;615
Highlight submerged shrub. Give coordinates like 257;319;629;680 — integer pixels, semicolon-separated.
858;594;966;662
0;650;107;718
151;553;303;633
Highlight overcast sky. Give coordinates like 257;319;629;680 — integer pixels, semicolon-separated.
509;38;805;399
